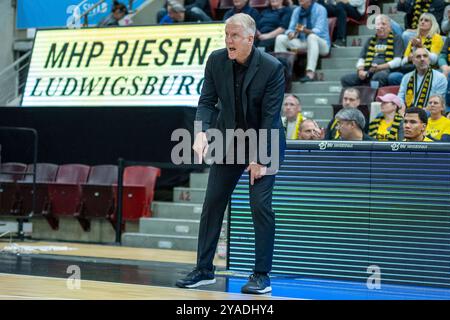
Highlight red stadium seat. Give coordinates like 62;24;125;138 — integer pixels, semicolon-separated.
15;163;59;217
0;162;27;216
219;0;234;10
112;166;161;225
376;85;400;98
209;0;220;20
76;165;118;231
43;164;90;230
347;0;368;26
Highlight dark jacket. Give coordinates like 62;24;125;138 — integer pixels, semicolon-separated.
196;47;286;167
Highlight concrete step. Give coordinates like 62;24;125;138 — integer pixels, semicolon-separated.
321;58;357;70
139;217;228;237
291;81;341;94
190;172;209;188
329;47;362;58
301;105;333;120
296;93;340;106
122;233;198;251
152;201;203;219
357;25;376;36
139;217;200;236
346;35;371;47
383;2;398;14
173;187;206;204
315;69;354;82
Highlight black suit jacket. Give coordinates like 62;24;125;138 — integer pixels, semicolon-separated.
196;47;286;167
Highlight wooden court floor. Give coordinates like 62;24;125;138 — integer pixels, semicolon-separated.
0;240;290;300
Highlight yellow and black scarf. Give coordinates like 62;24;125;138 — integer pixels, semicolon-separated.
411;0;431;29
369;113;404;141
405;68;433;109
447;41;450;63
283;113;304;139
364;33;395;70
330;118;340;140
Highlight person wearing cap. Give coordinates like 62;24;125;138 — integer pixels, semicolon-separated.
369;93;405;141
325;87;367;140
160;0;212;24
335;108;375;141
403;107;434;141
398;47;447;109
425;94;450;140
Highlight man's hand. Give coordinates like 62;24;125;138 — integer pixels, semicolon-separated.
357;69;367;80
246;162;267;185
288;31;297;40
192;132;208;164
442;65;450;78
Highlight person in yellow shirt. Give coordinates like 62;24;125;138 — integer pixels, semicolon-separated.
403;107;434;142
425;94;450;140
369;93;405;141
388;13;444;85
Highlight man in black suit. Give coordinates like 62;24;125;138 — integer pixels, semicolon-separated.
176;13;286;294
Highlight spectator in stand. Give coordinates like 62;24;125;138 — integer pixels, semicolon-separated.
403;107;434;141
340;14;404;88
440;4;450;35
397;0;446;46
282;94;304;139
97;1;128;27
157;0;212;23
388;13;443;85
298;119;324;140
255;0;293;52
325;87;366;140
437;36;450;112
425;95;450;140
274;0;330;82
398;47;447;109
317;0;366;47
160;1;212;23
223;0;261;25
335;108;375;141
369;93;405;141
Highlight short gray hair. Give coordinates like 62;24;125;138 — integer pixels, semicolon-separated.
375;14;391;27
225;13;256;36
336;108;366;130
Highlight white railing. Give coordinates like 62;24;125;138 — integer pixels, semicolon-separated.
0;51;32;106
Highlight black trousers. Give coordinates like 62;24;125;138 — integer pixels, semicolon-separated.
319;1;362;40
196;163;276;273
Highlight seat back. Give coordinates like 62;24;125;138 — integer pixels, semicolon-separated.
22;163;59;183
123;166;161;188
209;0;220;19
249;0;268;9
219;0;234;9
347;0;368;25
376;85;400;98
87;165;118;185
0;163;27;182
339;86;378;107
55;164;90;184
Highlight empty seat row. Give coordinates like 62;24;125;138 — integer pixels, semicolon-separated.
0;163;161;231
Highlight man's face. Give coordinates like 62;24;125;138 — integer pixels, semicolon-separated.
299;121;319;140
299;0;312;9
233;0;247;9
168;6;184;22
426;96;444;117
413;48;430;72
404;113;426;140
225;23;253;64
283;96;301;120
113;8;126;21
375;17;390;38
270;0;283;8
342;91;360;108
337;119;355;140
